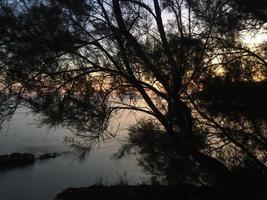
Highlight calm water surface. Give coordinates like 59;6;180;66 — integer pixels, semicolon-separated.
0;108;148;200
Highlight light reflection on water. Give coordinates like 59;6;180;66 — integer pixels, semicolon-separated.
0;108;148;200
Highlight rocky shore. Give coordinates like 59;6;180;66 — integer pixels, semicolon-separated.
0;153;35;168
0;152;61;169
54;185;264;200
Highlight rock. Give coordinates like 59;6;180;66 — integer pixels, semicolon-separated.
55;185;267;200
0;153;35;169
38;152;61;160
54;185;229;200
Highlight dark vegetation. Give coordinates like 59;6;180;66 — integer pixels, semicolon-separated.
0;0;266;199
55;185;259;200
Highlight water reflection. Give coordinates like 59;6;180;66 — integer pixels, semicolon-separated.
0;108;148;200
0;153;146;200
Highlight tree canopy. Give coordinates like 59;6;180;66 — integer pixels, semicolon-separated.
0;0;266;188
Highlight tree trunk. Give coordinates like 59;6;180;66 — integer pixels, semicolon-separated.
169;99;234;187
191;150;234;187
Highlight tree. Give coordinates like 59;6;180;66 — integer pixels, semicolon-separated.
0;0;266;187
115;120;267;194
231;0;267;22
114;120;215;186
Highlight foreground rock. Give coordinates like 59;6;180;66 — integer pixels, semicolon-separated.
55;185;262;200
0;153;35;169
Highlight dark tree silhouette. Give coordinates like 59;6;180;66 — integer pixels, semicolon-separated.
114;120;214;186
115;120;267;198
231;0;267;22
0;0;266;188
